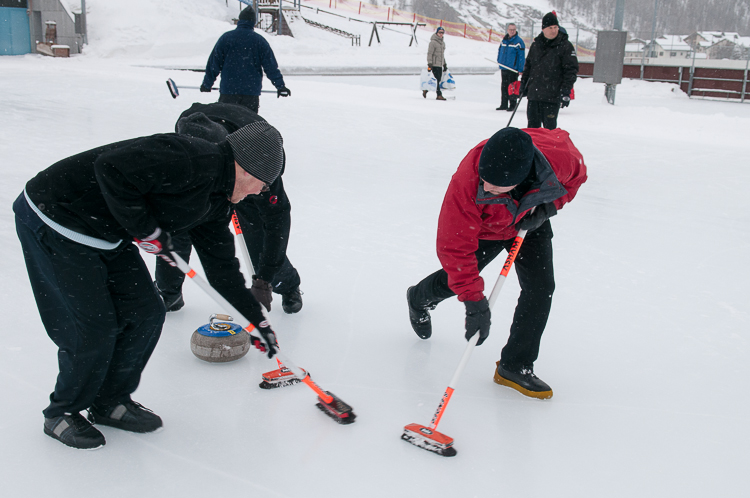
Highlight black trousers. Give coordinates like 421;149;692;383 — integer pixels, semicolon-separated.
431;67;443;97
527;100;560;130
410;221;555;370
15;200;165;418
155;212;300;300
500;70;519;109
219;94;260;113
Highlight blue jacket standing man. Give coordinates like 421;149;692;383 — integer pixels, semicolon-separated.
201;6;291;113
496;23;525;111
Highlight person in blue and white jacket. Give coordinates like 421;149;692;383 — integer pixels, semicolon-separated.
496;23;526;111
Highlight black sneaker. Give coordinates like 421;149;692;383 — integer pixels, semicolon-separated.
88;401;163;433
155;282;184;312
281;288;303;314
493;362;553;399
407;286;435;339
44;412;106;450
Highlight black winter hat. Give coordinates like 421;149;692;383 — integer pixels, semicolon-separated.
542;12;559;29
239;6;256;25
478;128;535;187
176;113;228;143
226;122;284;185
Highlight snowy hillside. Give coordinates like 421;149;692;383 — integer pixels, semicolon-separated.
2;1;749;498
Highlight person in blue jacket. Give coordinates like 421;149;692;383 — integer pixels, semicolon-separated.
496;23;525;111
200;6;291;113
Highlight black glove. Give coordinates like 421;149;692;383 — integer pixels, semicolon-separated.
520;81;528;97
517;203;558;232
560;93;571;108
277;86;291;98
443;64;448;71
135;229;175;266
250;321;279;359
251;276;273;312
200;85;211;93
427;65;432;72
464;298;491;346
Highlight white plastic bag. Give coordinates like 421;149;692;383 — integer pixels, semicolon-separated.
420;69;438;92
440;70;456;90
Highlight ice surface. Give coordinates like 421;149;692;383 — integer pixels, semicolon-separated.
1;1;749;497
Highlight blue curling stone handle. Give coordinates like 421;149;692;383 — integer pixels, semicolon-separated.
195;321;244;338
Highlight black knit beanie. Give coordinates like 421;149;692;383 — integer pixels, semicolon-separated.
239;6;256;25
542;12;559;29
226;122;284;185
478;128;535;187
176;113;228;143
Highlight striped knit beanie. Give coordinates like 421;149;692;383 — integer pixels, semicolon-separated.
226;122;284;185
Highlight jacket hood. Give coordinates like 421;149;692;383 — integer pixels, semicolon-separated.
430;33;445;44
237;20;255;30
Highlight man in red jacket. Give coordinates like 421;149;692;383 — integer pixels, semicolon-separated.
407;127;587;399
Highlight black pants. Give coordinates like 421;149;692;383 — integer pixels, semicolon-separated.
527;100;560;130
410;221;555;370
155;212;300;300
500;70;519;109
233;203;301;295
15;198;165;418
219;94;260;113
431;67;443;97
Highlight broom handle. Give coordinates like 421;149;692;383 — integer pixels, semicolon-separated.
230;212;286;371
428;224;532;431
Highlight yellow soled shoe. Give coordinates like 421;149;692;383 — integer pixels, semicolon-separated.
493;361;553;400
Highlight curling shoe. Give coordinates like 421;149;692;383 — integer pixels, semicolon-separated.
422;90;428;98
155;282;184;312
493;362;553;399
281;287;303;314
44;412;105;450
436;95;447;101
407;286;435;339
88;400;163;433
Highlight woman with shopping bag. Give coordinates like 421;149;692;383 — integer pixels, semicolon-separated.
424;26;448;101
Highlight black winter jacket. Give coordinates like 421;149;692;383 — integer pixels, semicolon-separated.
521;31;579;103
177;103;292;283
25;134;235;242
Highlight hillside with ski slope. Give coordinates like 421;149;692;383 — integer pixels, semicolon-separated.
1;1;749;497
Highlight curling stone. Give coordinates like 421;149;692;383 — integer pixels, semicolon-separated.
190;314;250;363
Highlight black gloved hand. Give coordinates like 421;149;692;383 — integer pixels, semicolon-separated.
464;298;491;346
517;203;558;232
135;228;175;266
200;85;211;93
443;64;448;71
277;87;291;98
560;93;571;108
520;81;528;97
250;321;279;359
251;276;273;312
427;65;432;72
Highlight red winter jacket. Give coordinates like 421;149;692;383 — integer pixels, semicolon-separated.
436;128;587;302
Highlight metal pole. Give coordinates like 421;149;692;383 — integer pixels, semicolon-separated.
613;0;625;30
81;0;87;44
575;27;579;55
278;0;283;35
741;56;749;103
687;47;696;98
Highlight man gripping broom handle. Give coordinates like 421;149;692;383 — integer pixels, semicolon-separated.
401;212;534;456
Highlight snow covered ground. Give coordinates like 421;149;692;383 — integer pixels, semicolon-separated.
2;1;750;497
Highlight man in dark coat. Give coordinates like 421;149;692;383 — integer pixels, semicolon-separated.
496;23;525;111
406;127;587;399
200;6;291;112
155;102;303;315
14;124;283;449
520;12;578;129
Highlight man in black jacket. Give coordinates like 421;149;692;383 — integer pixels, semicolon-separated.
520;12;579;130
14;124;283;449
155;102;302;315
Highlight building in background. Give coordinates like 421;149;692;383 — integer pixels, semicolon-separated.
1;0;83;56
